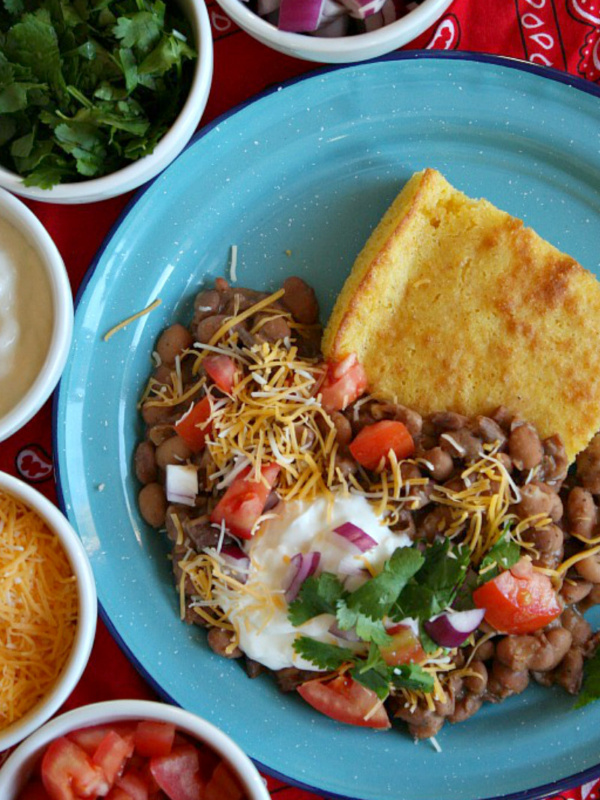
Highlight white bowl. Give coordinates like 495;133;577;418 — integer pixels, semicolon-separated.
0;472;97;752
214;0;453;63
0;189;73;442
0;700;271;800
0;0;213;204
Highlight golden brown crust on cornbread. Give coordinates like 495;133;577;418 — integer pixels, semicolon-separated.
322;168;600;461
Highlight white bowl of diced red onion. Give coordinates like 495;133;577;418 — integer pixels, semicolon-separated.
215;0;453;63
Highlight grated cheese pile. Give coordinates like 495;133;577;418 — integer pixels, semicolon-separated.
0;490;78;730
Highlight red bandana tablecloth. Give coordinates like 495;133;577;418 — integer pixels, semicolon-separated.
1;1;600;798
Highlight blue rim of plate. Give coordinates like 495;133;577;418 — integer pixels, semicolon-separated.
53;50;600;800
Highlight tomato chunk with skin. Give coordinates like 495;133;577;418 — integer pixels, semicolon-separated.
42;737;110;800
349;421;415;471
116;771;150;800
205;761;244;800
297;675;390;729
380;624;425;667
175;396;212;452
68;724;136;757
17;781;53;800
134;721;176;759
203;355;236;394
473;567;561;634
210;463;280;539
93;730;135;785
319;355;368;412
150;745;203;800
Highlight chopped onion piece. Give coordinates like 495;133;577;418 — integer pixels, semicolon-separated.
338;553;366;576
278;0;325;31
424;608;486;649
329;621;361;642
165;464;198;507
333;522;377;552
220;544;250;584
285;552;321;602
338;0;386;18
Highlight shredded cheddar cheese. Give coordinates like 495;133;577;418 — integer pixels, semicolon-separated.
103;298;162;342
0;490;78;731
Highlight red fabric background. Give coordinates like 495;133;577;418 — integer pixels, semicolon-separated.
2;2;600;798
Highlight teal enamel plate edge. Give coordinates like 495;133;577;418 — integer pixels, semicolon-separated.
55;53;600;800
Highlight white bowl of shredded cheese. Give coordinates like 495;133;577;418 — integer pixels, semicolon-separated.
0;189;73;442
0;472;97;752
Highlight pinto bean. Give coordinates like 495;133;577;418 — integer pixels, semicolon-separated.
370;402;423;438
282;277;320;324
156;324;193;366
207;627;242;659
560;579;593;605
561;608;592;647
472;416;507;446
430;411;469;431
448;694;483;724
580;584;600;611
515;482;563;522
330;411;353;446
276;668;316;693
509;423;543;471
540;434;568;485
419;447;454;482
138;482;167;528
552;646;585;694
576;433;600;495
148;423;174;446
255;314;292;342
567;487;598;540
334;451;358;479
194;314;229;344
135;441;157;485
142;401;175;426
439;428;483;461
418;506;455;541
575;550;600;583
464;661;488;695
393;703;444;739
473;638;496;662
523;523;564;569
491;406;514;431
193;289;221;322
395;510;416;539
155;434;193;469
488;661;529;698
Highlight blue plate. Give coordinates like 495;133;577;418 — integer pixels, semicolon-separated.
55;53;600;800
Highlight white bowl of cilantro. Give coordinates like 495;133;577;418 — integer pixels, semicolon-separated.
214;0;452;63
0;0;213;204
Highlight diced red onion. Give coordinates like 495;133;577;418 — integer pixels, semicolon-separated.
278;0;324;31
338;0;386;18
165;464;198;507
310;14;349;35
424;608;486;649
257;0;280;15
333;522;377;553
329;621;361;642
285;552;321;603
363;0;402;30
220;544;250;583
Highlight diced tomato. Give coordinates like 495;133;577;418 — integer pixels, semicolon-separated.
205;761;244;800
106;789;134;800
68;724;136;757
17;780;52;800
203;355;236;394
41;737;110;800
116;771;150;800
93;730;135;785
210;463;280;539
349;420;415;471
195;745;220;785
297;675;391;729
472;565;561;634
380;624;425;667
149;746;202;800
175;396;212;452
134;721;176;759
319;354;368;412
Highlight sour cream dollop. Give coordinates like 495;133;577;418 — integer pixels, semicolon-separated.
215;494;412;671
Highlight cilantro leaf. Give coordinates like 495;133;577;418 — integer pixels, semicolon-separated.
4;10;65;95
479;533;520;583
113;12;162;53
390;663;435;693
293;637;355;671
288;572;345;627
575;648;600;709
3;0;25;15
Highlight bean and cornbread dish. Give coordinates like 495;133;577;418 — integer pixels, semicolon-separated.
133;171;600;740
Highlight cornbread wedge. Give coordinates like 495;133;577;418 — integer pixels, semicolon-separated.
322;168;600;461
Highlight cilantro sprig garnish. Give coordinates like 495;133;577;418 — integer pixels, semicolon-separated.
0;1;196;187
478;530;520;583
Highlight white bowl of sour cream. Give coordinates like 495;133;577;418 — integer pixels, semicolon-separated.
0;189;73;442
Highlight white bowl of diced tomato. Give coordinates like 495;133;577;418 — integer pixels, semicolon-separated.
0;700;270;800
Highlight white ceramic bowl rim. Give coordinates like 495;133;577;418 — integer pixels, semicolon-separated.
0;0;213;203
0;189;73;442
0;472;97;751
216;0;451;53
0;700;270;800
